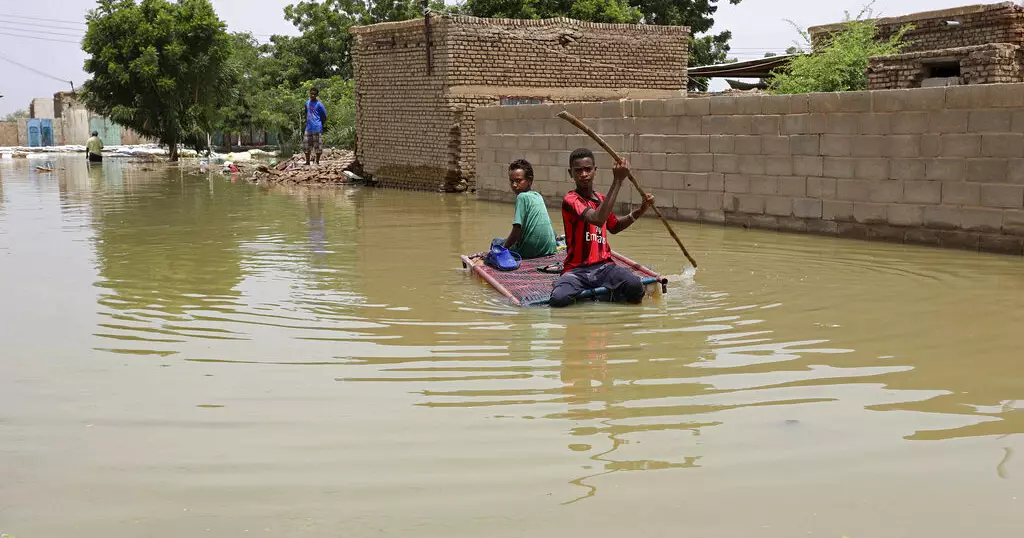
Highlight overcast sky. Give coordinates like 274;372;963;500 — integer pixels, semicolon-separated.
0;0;991;115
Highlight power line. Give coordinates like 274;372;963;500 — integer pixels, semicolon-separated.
0;24;84;38
4;12;282;37
0;18;88;33
0;30;81;44
0;52;74;85
0;20;282;41
0;19;87;33
2;13;87;26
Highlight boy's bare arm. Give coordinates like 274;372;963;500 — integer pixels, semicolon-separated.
609;193;654;234
503;224;523;249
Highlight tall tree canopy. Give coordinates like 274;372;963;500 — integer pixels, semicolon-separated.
81;0;237;160
462;0;741;90
277;0;448;82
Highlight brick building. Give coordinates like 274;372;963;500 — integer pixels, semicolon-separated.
350;15;689;191
809;3;1024;90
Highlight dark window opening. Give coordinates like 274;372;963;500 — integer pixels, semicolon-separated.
927;62;961;78
500;97;544;106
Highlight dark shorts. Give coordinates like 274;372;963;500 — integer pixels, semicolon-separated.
304;132;323;153
550;262;645;307
87;152;102;163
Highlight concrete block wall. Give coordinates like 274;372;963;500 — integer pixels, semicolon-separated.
1;115;148;147
475;84;1024;255
58;105;91;146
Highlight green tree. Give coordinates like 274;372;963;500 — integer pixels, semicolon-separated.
279;0;447;82
282;1;359;80
258;35;317;87
81;0;238;161
218;32;262;136
768;12;909;94
268;78;357;151
567;0;642;23
462;0;639;21
629;0;741;87
3;109;28;122
688;30;732;91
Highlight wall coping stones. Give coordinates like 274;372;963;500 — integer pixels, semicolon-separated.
479;84;1024;121
350;13;690;35
869;42;1021;62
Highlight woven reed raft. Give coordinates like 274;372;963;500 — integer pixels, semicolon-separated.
460;250;668;306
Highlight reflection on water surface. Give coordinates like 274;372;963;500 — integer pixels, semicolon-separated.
1;156;1022;537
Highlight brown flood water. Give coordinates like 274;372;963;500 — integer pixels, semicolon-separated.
1;156;1023;537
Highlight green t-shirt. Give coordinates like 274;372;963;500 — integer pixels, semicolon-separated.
511;191;558;259
86;136;103;154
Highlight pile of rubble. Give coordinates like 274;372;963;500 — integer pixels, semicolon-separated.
250;149;362;186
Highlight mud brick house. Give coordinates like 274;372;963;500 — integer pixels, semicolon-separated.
350;15;689;191
810;3;1024;90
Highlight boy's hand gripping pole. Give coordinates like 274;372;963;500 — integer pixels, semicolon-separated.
557;110;698;269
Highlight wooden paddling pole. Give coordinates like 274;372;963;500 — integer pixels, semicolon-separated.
557;110;698;269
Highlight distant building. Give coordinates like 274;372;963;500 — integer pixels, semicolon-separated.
350;15;690;191
809;2;1024;89
0;91;152;147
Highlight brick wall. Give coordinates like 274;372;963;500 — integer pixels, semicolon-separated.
351;17;456;191
0;122;18;146
445;16;688;192
351;15;688;191
443;16;688;89
961;43;1024;84
867;43;1024;89
810;3;1024;53
475;84;1024;255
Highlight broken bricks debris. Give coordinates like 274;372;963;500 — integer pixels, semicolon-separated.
250;149;362;186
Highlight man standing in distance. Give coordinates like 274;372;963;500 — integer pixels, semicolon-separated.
86;130;103;163
303;87;328;166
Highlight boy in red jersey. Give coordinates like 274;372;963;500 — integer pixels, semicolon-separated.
550;148;654;308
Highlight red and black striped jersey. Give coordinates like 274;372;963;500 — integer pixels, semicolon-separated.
561;190;619;273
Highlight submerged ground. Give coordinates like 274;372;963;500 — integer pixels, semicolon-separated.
1;157;1022;537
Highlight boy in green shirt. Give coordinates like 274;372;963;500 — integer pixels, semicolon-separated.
498;159;558;259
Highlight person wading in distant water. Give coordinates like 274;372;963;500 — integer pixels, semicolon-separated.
549;148;654;308
86;131;103;163
303;87;328;166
